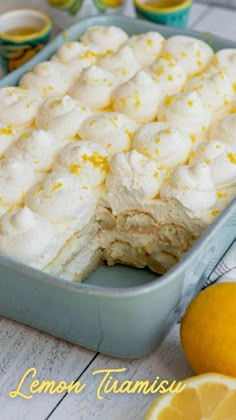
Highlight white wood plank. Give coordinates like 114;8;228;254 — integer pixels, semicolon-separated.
188;2;210;28
48;325;193;420
0;317;97;420
194;5;236;40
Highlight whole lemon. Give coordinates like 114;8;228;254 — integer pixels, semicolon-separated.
180;282;236;376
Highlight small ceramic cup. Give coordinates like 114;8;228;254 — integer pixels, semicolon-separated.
0;9;52;76
133;0;192;28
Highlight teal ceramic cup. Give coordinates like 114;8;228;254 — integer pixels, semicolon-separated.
0;9;52;76
134;0;192;28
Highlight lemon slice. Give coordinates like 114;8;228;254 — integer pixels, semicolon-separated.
145;373;236;420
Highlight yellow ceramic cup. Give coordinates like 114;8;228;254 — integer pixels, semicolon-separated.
0;9;52;75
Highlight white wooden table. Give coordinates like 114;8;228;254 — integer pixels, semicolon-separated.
0;2;235;419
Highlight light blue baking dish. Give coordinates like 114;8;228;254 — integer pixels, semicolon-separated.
0;16;236;358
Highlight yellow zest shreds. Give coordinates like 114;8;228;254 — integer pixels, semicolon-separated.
49;99;62;108
188;100;193;107
217;192;228;199
124;129;132;141
43;194;52;199
69;164;81;175
216;144;223;149
51;182;63;192
167;74;173;81
62;32;68;40
81;153;109;171
121;70;127;76
66;43;73;49
160;52;172;62
188;151;195;160
120;98;126;106
106;143;112;148
89;119;96;127
18;85;29;91
82;51;97;61
146;39;153;46
43;86;54;95
34;160;40;165
211;209;220;217
0;125;13;136
155;137;161;144
205;158;211;165
195;50;201;58
164;95;174;106
7;206;14;213
109;118;118;129
180;51;187;57
228;152;236;164
155;66;165;76
194;84;204;92
0;196;3;205
232;83;236;92
190;134;196;143
197;60;203;67
101;49;113;59
135;97;141;109
33;186;44;195
81;186;88;190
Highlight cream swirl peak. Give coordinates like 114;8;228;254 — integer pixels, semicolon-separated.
81;26;128;53
149;57;187;97
106;150;168;199
113;70;162;123
51;41;97;79
79;112;137;157
160;163;217;212
124;32;164;66
159;91;212;136
25;172;96;223
0;87;41;129
0;207;55;263
162;35;214;76
69;66;116;111
184;71;235;110
5;129;65;173
19;61;73;98
0;158;37;205
52;141;109;188
97;46;141;84
133;122;192;168
190;140;236;189
36;95;91;139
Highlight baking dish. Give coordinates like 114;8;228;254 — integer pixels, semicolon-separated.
0;15;235;358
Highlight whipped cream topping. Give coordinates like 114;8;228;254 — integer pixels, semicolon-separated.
162;36;214;76
113;70;162;123
124;32;164;66
184;71;235;110
53;141;109;187
214;49;236;82
81;25;128;53
106;149;168;199
190;140;236;189
69;66;116;111
0;207;55;263
51;41;97;79
0;158;37;205
159;91;212;136
6;129;65;172
160;163;217;212
0;124;19;157
79;112;137;156
133;122;192;168
36;95;91;139
25;172;96;222
209;114;236;148
19;61;73;98
97;46;141;84
149;57;187;97
0;87;41;128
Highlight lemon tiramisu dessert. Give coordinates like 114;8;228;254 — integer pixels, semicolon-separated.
0;26;235;281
